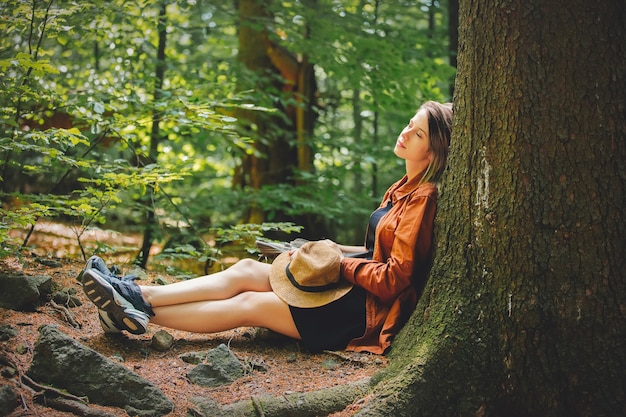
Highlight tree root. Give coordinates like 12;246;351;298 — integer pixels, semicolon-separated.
50;299;81;329
39;398;118;417
1;347;108;416
21;373;89;405
322;350;383;366
190;377;372;417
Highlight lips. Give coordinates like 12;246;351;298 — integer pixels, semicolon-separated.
396;138;406;149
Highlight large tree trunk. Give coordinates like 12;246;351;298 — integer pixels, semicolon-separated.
357;1;626;416
234;0;326;238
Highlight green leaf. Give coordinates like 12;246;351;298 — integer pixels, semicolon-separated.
93;102;105;114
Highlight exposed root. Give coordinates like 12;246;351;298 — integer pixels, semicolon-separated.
50;299;81;329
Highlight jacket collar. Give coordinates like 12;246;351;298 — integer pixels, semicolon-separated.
390;172;425;203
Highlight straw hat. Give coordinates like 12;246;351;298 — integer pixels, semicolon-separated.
269;241;353;308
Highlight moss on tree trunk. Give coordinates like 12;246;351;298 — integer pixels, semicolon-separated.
357;1;626;416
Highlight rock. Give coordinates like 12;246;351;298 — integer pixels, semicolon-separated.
52;289;82;307
186;344;245;387
186;397;224;417
0;367;16;378
153;275;170;285
179;351;207;364
0;326;17;342
0;273;52;311
151;330;174;352
125;266;148;281
0;384;18;417
27;325;174;417
35;257;63;268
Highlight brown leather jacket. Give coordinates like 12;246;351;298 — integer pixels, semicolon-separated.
341;174;437;354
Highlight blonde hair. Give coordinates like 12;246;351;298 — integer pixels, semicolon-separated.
419;101;453;185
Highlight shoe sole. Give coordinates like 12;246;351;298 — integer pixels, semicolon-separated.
98;310;123;334
82;269;148;335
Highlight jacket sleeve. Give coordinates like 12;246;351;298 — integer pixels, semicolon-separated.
341;193;437;304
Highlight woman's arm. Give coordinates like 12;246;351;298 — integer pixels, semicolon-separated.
341;191;437;303
338;244;368;254
320;240;366;256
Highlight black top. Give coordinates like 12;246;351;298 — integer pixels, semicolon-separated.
363;200;393;258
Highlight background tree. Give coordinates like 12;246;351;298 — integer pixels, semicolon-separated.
232;0;321;233
0;0;453;269
355;1;626;416
244;0;455;242
136;1;168;268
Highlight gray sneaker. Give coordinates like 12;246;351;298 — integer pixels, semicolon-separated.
82;269;150;335
79;256;142;333
78;255;134;283
97;310;123;334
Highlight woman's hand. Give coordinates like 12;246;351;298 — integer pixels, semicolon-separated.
320;239;341;252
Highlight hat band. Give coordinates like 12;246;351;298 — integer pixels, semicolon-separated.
285;263;340;293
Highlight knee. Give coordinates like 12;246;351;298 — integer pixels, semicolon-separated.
231;291;260;313
232;258;267;276
228;258;271;289
234;258;259;270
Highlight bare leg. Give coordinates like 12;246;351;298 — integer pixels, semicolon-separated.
140;259;272;307
150;291;301;339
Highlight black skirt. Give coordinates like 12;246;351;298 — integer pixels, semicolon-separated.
289;285;367;351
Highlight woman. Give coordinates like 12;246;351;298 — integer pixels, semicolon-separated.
81;101;452;354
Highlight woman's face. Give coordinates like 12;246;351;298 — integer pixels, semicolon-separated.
394;109;432;171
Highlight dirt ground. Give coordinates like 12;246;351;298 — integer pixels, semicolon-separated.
0;223;386;416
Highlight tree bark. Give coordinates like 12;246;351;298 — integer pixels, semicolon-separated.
357;1;626;416
234;0;328;238
136;1;167;268
190;377;371;417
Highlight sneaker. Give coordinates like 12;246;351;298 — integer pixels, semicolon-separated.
82;269;150;335
78;256;107;282
78;255;138;283
97;309;123;334
79;256;144;333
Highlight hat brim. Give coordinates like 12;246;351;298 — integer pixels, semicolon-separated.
269;251;353;309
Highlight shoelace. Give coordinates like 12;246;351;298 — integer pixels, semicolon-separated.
113;272;140;282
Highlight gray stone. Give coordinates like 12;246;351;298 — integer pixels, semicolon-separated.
0;273;52;311
179;351;207;364
35;257;63;268
0;384;17;417
0;367;16;378
151;330;174;352
186;343;245;387
27;325;174;417
52;289;82;307
0;325;17;342
186;397;226;417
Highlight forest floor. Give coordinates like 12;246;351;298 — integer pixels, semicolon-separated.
1;222;386;417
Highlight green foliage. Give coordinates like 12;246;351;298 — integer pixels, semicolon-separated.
0;0;454;262
215;222;303;247
0;202;50;256
153;221;302;274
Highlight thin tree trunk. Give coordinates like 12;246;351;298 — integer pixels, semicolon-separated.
136;2;167;268
448;0;458;96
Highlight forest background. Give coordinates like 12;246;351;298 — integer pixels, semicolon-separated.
2;1;625;416
0;0;455;271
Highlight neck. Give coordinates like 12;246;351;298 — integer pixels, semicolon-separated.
406;160;429;180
